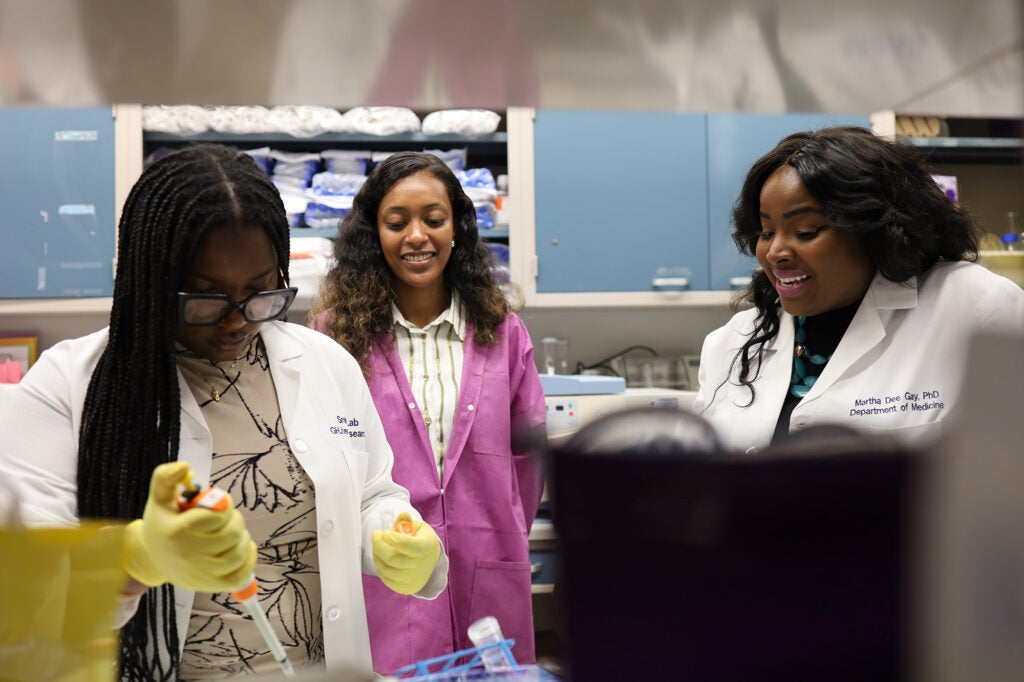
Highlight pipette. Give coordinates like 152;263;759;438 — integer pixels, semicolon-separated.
177;477;296;678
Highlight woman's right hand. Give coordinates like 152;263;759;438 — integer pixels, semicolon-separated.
121;462;256;593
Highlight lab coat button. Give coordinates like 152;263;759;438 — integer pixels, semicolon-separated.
327;607;340;621
322;521;334;534
293;439;308;453
467;404;475;412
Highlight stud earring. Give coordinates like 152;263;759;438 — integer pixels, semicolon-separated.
450;240;456;248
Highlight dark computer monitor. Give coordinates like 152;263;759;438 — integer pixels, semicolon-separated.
550;410;919;681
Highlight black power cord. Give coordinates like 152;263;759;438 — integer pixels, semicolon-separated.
574;345;659;376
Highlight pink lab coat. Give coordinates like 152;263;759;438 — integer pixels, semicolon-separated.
312;311;546;674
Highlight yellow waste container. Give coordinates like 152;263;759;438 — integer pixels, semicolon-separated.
0;523;127;682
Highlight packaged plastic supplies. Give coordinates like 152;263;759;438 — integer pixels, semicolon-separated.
206;105;276;134
456;167;496;189
422;109;501;135
273;176;311;194
495;194;511;227
310;172;367;196
142;105;211;134
464;186;498;204
268;150;321;166
244;147;275;175
485;242;510;269
321;149;372;174
279;191;310;227
424;147;468;171
266;105;347;137
474;202;497;230
338;106;421;135
270;150;321;185
290;237;335;301
304;195;354;230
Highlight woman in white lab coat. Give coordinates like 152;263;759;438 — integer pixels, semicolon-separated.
694;126;1024;453
0;145;446;680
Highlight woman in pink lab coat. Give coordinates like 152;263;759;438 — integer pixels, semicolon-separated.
310;152;546;674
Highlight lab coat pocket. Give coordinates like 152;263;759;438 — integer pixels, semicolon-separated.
461;452;516;531
857;420;943;448
469;376;512;455
325;445;360;508
467;560;533;659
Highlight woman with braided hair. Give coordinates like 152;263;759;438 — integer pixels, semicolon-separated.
694;126;1024;452
0;144;446;680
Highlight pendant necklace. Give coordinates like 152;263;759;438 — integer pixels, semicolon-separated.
203;338;254;402
790;315;832;398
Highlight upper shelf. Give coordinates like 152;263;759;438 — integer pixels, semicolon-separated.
0;296;112;316
143;131;509;154
898;136;1024;164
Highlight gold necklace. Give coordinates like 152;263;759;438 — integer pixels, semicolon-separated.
203;338;254;402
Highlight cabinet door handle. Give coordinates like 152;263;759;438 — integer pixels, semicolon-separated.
651;277;690;288
729;276;752;288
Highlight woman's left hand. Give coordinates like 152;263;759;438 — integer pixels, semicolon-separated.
371;513;442;595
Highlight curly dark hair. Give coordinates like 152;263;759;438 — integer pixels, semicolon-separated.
728;125;978;398
311;151;513;373
76;143;289;680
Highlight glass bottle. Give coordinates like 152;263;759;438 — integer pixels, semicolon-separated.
1003;212;1021;252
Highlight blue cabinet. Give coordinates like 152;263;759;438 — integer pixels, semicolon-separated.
532;110;870;293
533;110;709;292
0;108;116;298
706;113;870;290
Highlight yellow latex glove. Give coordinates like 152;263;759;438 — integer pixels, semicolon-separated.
121;461;257;593
372;512;442;595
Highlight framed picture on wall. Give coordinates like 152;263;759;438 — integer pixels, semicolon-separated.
0;335;38;383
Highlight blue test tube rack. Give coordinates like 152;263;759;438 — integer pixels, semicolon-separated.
392;637;518;680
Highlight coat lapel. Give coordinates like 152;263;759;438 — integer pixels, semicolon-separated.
380;339;437;466
750;314;794;446
802;273;918;401
261;323;305;441
175;370;212;484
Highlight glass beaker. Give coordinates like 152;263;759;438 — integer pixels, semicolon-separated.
541;337;558;375
541;337;570;375
555;339;570;374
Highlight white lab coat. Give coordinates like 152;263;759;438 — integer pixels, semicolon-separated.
694;261;1024;452
0;321;448;676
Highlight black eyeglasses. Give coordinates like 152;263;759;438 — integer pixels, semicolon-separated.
177;288;298;326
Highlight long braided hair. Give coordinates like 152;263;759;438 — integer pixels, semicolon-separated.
76;144;289;680
724;126;977;404
311;151;513;374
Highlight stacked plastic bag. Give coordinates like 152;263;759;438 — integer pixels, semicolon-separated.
456;168;498;231
142;105;210;134
143;106;501;137
422;109;501;135
304;171;366;229
143;107;506;236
